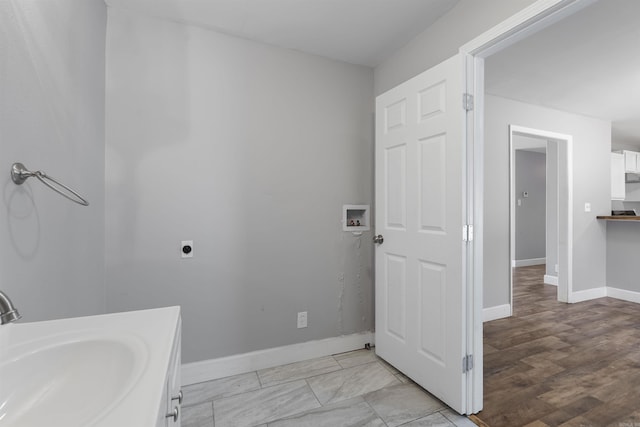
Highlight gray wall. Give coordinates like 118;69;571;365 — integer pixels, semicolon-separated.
485;95;610;308
515;150;546;261
374;0;537;95
105;8;375;363
606;223;640;292
546;141;559;278
0;0;106;321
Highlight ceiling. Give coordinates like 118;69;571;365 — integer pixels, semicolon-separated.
514;134;547;154
104;0;459;67
485;0;640;146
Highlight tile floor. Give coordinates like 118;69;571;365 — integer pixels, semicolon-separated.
181;349;477;427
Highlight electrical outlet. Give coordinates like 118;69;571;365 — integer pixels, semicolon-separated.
584;202;591;212
181;240;193;258
297;311;308;329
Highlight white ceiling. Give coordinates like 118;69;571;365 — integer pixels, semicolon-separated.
514;134;547;154
485;0;640;146
104;0;459;67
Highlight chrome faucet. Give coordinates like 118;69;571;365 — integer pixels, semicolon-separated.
0;290;21;324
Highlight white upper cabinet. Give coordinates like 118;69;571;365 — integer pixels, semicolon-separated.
611;152;625;200
620;150;640;174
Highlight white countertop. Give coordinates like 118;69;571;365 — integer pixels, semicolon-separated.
0;306;181;427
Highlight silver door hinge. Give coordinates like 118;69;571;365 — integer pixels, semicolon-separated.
463;224;474;242
462;355;474;373
463;93;474;111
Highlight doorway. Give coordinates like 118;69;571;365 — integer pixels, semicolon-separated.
459;0;596;413
509;126;573;310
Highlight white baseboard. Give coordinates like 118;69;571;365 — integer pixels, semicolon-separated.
512;258;546;267
181;331;374;386
607;287;640;304
483;304;511;322
569;287;607;303
544;274;558;286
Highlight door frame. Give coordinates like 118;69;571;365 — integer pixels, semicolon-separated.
459;0;595;413
509;126;573;308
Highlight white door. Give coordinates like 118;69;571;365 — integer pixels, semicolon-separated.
375;54;469;413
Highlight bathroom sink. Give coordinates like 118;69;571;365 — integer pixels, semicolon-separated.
0;306;180;426
0;331;148;426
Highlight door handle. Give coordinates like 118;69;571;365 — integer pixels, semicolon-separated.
373;234;384;244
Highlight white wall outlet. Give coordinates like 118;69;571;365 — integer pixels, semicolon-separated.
584;202;591;212
181;240;193;258
297;311;308;328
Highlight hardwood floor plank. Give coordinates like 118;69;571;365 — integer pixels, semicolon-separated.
539;396;603;427
476;265;640;427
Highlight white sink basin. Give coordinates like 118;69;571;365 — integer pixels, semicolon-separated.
0;331;148;426
0;307;180;426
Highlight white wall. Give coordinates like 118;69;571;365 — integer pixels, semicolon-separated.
105;8;375;364
0;0;106;321
374;0;537;95
485;95;610;308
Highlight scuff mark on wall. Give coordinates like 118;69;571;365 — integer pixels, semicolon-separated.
354;236;365;329
337;271;345;333
337;233;371;335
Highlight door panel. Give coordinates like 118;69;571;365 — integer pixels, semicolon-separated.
375;54;467;413
385;144;407;229
418;260;446;363
418;135;446;232
385;253;407;341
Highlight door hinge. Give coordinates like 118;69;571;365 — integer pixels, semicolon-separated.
463;93;474;111
463;224;474;242
462;354;474;373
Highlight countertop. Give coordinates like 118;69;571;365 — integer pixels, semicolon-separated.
597;216;640;221
0;306;181;426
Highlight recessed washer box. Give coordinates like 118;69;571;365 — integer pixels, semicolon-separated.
342;204;370;232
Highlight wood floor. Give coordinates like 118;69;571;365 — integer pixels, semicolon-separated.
476;265;640;427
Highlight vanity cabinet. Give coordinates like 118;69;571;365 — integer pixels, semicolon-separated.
612;152;625;200
157;317;182;427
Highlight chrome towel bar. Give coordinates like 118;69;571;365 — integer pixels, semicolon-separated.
11;162;89;206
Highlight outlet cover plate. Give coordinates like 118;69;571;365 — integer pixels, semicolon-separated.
297;311;308;328
181;240;193;258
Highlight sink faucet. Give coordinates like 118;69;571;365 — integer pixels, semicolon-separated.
0;290;21;324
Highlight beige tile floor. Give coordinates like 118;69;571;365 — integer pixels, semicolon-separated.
181;348;478;427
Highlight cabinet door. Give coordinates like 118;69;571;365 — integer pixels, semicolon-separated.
623;151;637;173
612;153;625;200
623;151;639;173
165;319;182;427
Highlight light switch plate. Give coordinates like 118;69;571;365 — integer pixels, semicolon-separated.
584;202;591;213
